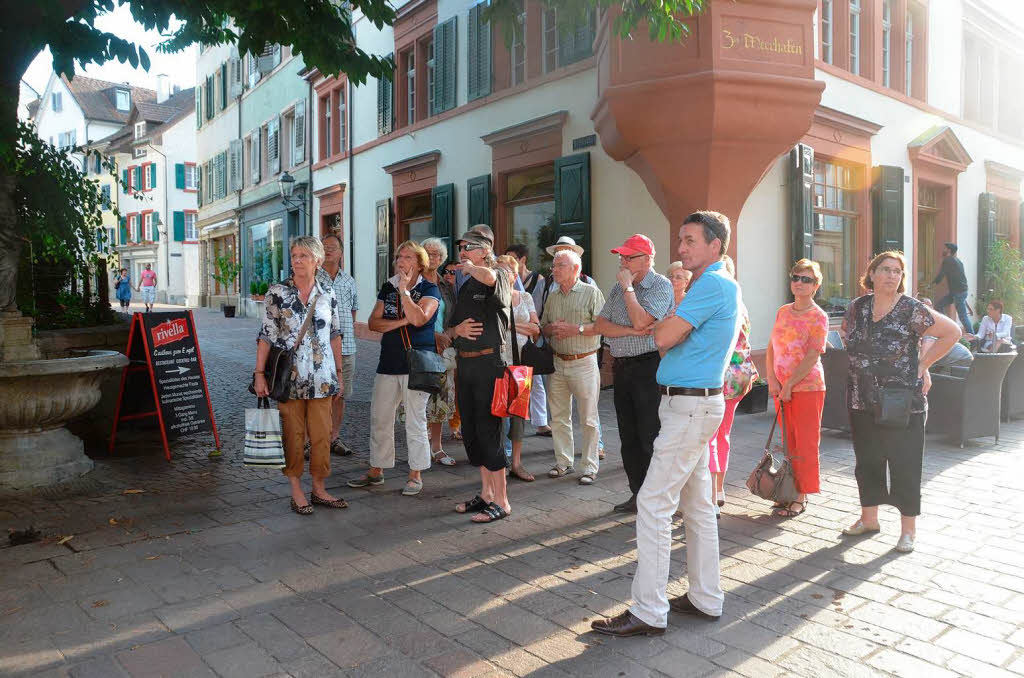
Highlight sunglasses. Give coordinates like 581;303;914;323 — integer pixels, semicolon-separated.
458;244;483;252
790;274;817;284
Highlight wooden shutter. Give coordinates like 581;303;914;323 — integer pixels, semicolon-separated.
431;183;455;256
376;199;392;290
229;139;242;192
789;144;814;266
292;99;306;164
229;56;243;99
220;63;228;111
134;166;143;192
119;216;127;245
978;192;999;296
219;151;229;199
175;163;185;189
122;168;128;188
269;117;281;174
251;130;262;184
206;76;214;120
149;163;157;189
871;165;904;254
195;85;202;128
433;17;457;115
152;211;160;241
467;2;491;102
173;211;185;241
467;174;491;227
377;55;394;136
553;152;592;274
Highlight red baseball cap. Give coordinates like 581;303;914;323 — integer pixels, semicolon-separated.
610;234;655;257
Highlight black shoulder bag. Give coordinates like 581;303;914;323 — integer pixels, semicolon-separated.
399;289;446;394
250;289;319;403
868;299;913;429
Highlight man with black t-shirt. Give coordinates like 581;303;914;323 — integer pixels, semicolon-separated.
932;242;971;331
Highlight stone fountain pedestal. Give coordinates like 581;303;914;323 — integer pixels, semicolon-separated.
0;313;128;490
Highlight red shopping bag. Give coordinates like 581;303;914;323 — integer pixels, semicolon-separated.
491;365;533;419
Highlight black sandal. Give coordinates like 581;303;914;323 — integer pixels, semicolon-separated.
290;499;314;515
472;502;509;523
773;500;806;518
311;493;348;509
456;495;488;514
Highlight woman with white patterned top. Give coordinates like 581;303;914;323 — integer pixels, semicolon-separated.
255;236;345;515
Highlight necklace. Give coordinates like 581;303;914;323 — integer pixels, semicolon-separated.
871;294;900;322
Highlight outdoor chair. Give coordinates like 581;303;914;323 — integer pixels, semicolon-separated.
928;352;1017;447
820;347;849;432
1001;347;1024;421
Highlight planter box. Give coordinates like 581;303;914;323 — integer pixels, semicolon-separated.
737;383;769;414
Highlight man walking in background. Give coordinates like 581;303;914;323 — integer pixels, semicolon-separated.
932;242;971;331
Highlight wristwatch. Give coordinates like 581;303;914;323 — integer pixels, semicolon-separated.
578;324;585;335
402;289;412;297
625;286;635;293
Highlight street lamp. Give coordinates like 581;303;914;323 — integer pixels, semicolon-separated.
278;171;305;209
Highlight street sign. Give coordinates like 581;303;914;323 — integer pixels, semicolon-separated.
109;311;221;460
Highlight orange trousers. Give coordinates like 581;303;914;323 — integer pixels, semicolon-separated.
775;390;824;494
278;397;332;479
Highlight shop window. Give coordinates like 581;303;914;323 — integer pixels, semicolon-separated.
246;218;285;291
813;159;860;313
505;164;557;274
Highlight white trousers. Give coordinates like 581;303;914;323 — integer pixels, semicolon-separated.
548;354;600;475
369;374;431;471
530;373;548;427
631;393;726;627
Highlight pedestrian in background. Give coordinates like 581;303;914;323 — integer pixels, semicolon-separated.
666;261;692;315
842;251;960;553
594;234;672;513
422;237;458;467
136;262;157;312
114;267;132;309
931;242;971;331
349;241;439;497
317;233;358;456
254;236;345;515
541;249;605;485
765;258;827;518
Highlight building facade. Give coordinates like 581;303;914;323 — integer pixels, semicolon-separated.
303;0;1022;355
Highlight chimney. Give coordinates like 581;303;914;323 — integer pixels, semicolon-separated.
156;74;170;103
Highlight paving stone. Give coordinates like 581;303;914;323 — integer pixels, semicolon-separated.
154;596;239;633
277;649;347;678
115;636;216;678
421;648;494;678
203;641;283;678
234;613;312;662
344;653;436;678
272;601;355;639
709;649;786;678
68;655;131;678
306;625;387;670
866;648;958;678
77;583;164;622
775;646;879;678
642;647;717;677
934;627;1016;665
185;622;250;656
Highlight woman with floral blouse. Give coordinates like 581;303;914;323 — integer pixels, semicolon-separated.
254;236;345;515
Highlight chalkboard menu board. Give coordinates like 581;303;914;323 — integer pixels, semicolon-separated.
109;311;221;460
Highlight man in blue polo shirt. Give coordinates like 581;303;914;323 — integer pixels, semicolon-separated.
592;210;739;637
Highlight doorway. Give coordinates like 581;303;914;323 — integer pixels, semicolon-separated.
916;183;942;294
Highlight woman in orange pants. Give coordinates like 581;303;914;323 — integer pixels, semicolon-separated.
765;259;828;517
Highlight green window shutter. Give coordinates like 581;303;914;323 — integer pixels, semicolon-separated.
121;168;128;189
220;62;228;111
467;174;491;228
119;216;127;245
152;211;160;241
789;144;814;267
133;216;141;243
206;76;214;120
173;211;185;241
871;165;904;254
150;163;157;189
377;55;394;136
431;183;455;256
376;199;392;290
134;166;142;191
432;17;457;115
196;85;202;128
175;163;185;189
978;192;999;297
553;152;592;274
467;3;491;102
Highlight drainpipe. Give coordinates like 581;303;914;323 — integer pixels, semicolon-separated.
307;78;314;236
347;77;354;276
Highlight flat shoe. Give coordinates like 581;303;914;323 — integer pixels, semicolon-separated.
895;533;915;553
842;520;881;536
347;474;384;488
432;451;456;466
310;493;347;509
331;439;353;456
578;473;595;485
401;479;423;496
290;499;313;515
548;466;574;478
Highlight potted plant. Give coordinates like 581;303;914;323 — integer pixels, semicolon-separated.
738;378;769;414
257;280;269;297
211;254;242;318
249;279;265;302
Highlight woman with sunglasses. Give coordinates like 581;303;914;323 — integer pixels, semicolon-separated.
764;259;829;518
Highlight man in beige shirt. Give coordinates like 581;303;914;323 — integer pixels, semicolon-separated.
541;249;606;484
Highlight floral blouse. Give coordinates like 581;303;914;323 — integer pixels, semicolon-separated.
770;303;829;392
843;294;935;413
723;304;759;400
258;278;342;400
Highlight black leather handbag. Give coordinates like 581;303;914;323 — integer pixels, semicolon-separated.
520;337;555;375
249;290;318;403
401;325;445;394
873;383;913;429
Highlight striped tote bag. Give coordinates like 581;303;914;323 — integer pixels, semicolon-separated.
244;398;285;469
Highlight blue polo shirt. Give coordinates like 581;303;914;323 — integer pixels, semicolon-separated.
656;261;740;389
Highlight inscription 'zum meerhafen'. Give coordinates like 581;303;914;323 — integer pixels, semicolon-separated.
722;29;803;56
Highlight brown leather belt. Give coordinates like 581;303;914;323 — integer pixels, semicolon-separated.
458;348;495;358
555;349;598;362
659;385;723;397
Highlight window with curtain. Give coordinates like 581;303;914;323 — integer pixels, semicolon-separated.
505;164;557;275
813;159;859;314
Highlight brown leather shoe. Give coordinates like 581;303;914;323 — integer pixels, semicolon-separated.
668;593;721;621
590;610;664;637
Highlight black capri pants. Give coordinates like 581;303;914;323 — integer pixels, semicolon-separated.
849;409;926;517
456;354;508;471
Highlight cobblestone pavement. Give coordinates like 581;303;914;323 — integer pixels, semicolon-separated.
2;305;1024;677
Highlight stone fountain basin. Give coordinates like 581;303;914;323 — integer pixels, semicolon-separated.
0;350;128;489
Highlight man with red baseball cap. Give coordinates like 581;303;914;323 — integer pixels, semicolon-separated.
594;234;673;513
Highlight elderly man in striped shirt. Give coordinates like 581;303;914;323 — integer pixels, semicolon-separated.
541;249;606;485
594;235;673;513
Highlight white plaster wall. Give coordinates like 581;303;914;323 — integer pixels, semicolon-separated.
196;43;240;223
163;114;199;303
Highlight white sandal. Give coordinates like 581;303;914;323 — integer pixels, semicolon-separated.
432;450;456;466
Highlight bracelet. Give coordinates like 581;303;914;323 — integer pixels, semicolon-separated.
254;370;264;375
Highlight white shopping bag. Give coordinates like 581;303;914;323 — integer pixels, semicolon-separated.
244;398;285;469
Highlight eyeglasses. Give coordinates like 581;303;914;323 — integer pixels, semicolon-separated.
618;253;647;262
458;244;483;252
443;269;456;276
790;274;816;284
876;266;904;276
292;253;313;262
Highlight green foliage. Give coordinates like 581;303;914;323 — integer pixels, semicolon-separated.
257;280;269;296
211;254;242;290
980;240;1024;322
29;290;120;331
